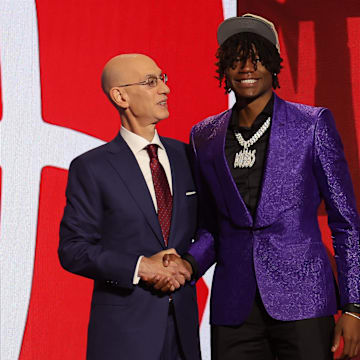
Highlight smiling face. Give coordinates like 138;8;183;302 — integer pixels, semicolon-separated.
102;54;170;129
226;50;273;102
123;57;170;125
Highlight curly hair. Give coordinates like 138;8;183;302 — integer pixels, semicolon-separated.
215;32;283;93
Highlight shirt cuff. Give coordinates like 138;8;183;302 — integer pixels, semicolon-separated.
133;255;144;285
182;253;199;280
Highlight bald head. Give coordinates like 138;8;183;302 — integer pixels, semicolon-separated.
101;54;159;95
100;53;170;140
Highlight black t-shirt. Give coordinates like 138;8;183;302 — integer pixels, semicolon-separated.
225;96;274;217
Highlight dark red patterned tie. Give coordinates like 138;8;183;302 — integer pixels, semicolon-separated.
146;144;173;246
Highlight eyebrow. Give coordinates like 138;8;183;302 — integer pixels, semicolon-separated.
144;71;163;78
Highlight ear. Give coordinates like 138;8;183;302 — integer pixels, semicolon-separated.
224;72;232;92
109;87;129;109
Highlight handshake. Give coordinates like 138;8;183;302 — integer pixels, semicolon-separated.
138;249;193;293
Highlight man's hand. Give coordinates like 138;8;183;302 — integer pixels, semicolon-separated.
332;313;360;359
138;249;189;292
151;254;193;292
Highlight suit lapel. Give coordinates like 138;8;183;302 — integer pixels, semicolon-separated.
255;94;287;227
106;134;164;247
212;110;253;227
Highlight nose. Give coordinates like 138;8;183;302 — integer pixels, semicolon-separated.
158;79;170;94
236;57;255;73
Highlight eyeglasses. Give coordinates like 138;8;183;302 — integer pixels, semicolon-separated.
117;74;168;88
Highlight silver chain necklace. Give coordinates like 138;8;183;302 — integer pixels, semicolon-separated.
233;117;271;168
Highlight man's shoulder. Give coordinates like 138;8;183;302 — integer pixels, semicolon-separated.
160;136;190;153
279;96;328;120
160;136;186;147
70;141;112;169
191;109;231;139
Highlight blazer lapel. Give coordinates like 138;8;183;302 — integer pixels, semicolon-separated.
106;134;164;247
211;110;253;227
255;94;287;228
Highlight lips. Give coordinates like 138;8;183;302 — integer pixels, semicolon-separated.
235;78;259;84
233;78;260;88
157;98;168;108
239;79;257;84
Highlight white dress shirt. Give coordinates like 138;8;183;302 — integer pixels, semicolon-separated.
119;126;173;284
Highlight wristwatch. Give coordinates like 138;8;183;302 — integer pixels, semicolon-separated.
343;303;360;314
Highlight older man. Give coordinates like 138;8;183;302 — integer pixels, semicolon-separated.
59;54;200;360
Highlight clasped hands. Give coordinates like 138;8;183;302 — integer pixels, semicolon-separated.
138;249;192;292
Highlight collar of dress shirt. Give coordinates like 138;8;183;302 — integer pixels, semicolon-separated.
120;126;165;154
230;93;274;132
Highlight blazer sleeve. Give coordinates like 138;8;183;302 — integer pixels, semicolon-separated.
58;156;138;289
313;108;360;306
187;129;217;279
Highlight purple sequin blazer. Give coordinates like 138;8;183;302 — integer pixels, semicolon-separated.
189;93;360;325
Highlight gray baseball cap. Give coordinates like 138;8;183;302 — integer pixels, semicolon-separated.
217;13;280;53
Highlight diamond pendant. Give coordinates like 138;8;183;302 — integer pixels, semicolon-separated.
234;149;256;168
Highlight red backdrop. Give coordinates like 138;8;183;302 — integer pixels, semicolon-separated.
19;1;226;359
0;1;357;359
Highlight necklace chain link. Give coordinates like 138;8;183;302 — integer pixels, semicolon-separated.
233;117;271;169
234;117;271;149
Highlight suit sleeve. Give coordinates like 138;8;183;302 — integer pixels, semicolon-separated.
58;156;138;289
313;108;360;306
187;129;217;279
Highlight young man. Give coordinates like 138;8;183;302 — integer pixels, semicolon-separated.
59;54;201;360
165;14;360;360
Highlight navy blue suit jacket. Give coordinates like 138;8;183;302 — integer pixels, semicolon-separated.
59;133;201;360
